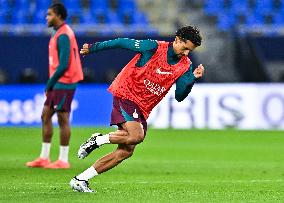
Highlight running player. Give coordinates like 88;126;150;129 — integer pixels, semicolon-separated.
70;26;204;192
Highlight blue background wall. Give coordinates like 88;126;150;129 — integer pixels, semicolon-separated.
0;84;113;126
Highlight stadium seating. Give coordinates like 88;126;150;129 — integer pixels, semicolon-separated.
0;0;157;35
204;0;284;31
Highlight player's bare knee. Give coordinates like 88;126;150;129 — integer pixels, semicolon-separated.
41;113;49;124
135;133;144;144
57;117;67;127
57;113;69;127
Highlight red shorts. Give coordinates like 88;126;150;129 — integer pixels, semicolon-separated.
110;96;147;134
44;89;75;112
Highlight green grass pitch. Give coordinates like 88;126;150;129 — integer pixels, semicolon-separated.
0;127;284;202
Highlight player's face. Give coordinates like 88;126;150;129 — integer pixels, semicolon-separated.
46;9;58;27
173;37;197;58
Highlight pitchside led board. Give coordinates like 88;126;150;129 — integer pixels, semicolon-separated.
0;84;283;129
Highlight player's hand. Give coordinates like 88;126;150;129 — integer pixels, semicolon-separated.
80;43;91;55
193;64;205;79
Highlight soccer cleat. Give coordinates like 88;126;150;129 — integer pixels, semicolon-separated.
44;160;70;169
78;133;102;159
26;158;51;168
70;177;95;193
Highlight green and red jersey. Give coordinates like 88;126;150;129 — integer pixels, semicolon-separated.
47;23;83;91
109;41;190;119
90;38;197;119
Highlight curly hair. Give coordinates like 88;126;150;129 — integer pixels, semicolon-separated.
49;3;67;20
175;26;202;47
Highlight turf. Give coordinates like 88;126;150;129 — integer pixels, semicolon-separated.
0;127;284;202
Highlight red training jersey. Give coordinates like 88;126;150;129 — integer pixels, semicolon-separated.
48;24;83;84
108;41;191;119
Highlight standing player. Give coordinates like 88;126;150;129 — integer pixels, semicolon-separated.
26;3;83;169
70;26;204;192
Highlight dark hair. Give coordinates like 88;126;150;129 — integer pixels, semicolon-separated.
49;3;67;20
175;26;202;47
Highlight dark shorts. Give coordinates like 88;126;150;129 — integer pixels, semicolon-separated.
110;96;148;135
44;89;75;112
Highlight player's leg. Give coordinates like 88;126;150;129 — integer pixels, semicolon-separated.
26;105;55;167
45;89;75;169
78;97;147;159
57;111;71;146
45;111;71;169
83;122;144;174
93;143;136;173
78;121;145;158
42;105;55;143
108;121;144;145
71;122;144;192
71;129;139;193
71;97;147;192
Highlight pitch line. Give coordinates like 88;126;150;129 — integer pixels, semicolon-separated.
20;179;284;186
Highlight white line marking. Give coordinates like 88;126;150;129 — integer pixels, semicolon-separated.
19;179;284;186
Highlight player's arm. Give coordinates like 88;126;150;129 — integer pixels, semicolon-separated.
46;34;70;91
175;64;204;102
80;38;158;55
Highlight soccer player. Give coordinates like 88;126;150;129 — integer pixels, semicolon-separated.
26;3;83;169
70;26;204;192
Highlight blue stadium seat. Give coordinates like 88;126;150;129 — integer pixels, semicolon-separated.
0;10;6;24
273;0;283;10
64;0;81;12
230;0;249;14
234;13;248;25
204;0;224;15
66;10;82;24
217;13;236;31
254;0;273;12
106;10;121;24
81;10;97;24
280;5;284;15
0;0;152;35
16;0;31;11
92;9;107;24
12;11;28;24
133;11;148;25
2;11;12;24
91;0;108;12
33;9;46;24
118;8;149;25
36;0;50;10
0;0;13;11
260;10;275;24
118;0;137;12
119;9;134;24
274;13;284;24
246;12;263;25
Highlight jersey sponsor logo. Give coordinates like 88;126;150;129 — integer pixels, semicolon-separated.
156;67;172;75
144;79;166;96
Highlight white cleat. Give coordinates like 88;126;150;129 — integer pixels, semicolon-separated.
70;177;95;193
78;133;102;159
